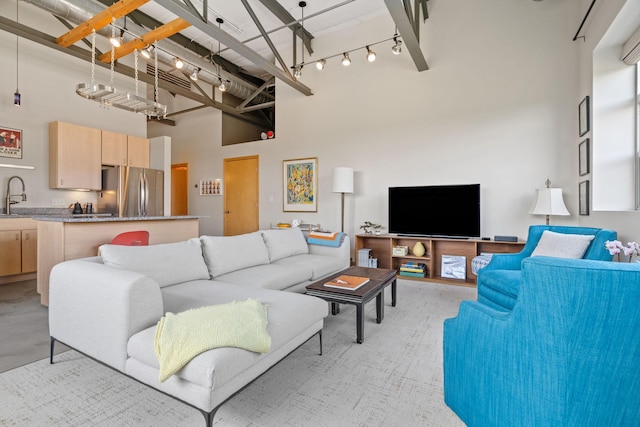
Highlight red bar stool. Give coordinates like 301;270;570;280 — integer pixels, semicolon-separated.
110;231;149;246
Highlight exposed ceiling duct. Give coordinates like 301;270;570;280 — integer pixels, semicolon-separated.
20;0;273;105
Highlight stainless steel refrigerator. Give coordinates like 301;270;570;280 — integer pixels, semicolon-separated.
98;166;164;217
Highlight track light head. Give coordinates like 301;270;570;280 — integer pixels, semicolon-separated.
110;29;124;48
293;65;303;79
140;46;152;59
366;46;376;62
392;38;402;55
218;78;226;92
190;68;200;81
174;57;184;69
341;52;351;66
316;59;326;70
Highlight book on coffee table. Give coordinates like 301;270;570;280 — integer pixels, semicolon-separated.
324;275;370;290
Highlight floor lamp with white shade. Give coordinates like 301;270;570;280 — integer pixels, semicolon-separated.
332;167;354;232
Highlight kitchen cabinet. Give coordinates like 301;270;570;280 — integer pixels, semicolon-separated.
0;218;37;279
102;131;149;168
49;121;101;190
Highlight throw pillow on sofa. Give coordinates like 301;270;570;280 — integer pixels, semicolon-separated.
260;228;309;262
531;230;595;259
201;231;270;277
99;238;210;287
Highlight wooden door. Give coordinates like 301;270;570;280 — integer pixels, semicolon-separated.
0;230;22;276
171;163;189;216
224;156;259;236
21;229;37;273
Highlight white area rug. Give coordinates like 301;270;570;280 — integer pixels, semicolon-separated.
0;280;474;426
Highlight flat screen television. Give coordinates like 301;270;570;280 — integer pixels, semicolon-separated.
388;184;480;238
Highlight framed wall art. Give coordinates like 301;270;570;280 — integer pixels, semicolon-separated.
283;157;317;212
579;96;590;137
0;126;22;159
579;138;590;176
579;180;590;216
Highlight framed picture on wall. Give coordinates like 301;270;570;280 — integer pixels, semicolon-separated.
579;138;590;176
579;180;590;216
0;126;22;159
579;96;590;137
283;157;317;212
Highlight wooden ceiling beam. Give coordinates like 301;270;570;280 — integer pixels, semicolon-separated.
98;18;191;62
56;0;150;47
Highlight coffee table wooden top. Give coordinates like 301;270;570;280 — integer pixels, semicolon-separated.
306;266;396;298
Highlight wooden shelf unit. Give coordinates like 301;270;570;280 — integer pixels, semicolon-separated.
355;234;525;286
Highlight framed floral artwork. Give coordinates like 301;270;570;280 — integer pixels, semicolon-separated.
283;157;317;212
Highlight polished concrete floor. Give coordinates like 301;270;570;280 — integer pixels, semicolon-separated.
0;279;68;373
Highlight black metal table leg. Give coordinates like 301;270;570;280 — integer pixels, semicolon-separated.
376;291;384;324
356;303;364;344
331;302;340;315
391;278;397;307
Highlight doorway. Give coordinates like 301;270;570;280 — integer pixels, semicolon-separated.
223;156;259;235
171;163;188;216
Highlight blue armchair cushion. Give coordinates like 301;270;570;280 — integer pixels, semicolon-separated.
476;270;521;311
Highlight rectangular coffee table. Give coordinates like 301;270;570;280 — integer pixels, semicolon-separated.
305;266;397;344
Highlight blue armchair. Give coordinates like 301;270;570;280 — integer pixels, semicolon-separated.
477;225;616;311
444;257;640;426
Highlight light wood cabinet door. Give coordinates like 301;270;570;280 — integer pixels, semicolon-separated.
21;229;37;273
0;230;22;276
49;121;102;190
127;135;150;168
101;130;128;166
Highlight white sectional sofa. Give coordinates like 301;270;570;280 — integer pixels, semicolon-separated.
48;228;350;426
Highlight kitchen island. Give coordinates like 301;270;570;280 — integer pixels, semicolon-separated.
36;215;201;306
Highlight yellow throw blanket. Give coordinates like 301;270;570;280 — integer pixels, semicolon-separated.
154;299;271;382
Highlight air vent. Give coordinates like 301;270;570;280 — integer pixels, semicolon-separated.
146;64;191;90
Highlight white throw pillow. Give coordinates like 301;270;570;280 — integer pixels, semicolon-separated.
99;238;210;287
261;228;309;262
531;230;595;259
200;232;270;277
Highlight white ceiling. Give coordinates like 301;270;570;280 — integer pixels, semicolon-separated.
138;0;390;78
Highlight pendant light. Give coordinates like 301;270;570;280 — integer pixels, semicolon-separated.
14;0;21;106
294;2;306;79
215;18;226;92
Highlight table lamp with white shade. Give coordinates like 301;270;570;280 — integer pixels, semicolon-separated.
529;178;570;225
332;167;354;232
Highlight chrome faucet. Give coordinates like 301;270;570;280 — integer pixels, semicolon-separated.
5;176;27;215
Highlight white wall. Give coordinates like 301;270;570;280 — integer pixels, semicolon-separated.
0;2;145;210
150;0;578;240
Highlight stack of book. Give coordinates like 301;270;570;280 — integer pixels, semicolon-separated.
399;262;427;278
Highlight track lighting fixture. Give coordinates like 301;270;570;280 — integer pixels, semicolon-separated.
140;45;153;60
366;46;376;62
110;29;124;48
218;78;226;92
316;59;326;70
341;53;351;66
392;37;402;55
174;57;184;69
190;68;200;81
293;65;303;79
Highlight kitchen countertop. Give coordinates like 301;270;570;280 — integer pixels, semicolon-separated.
0;208;203;222
33;215;203;223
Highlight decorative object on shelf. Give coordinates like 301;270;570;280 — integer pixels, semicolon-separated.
605;240;639;262
441;255;466;279
579;180;590;215
579;95;590;137
360;221;381;234
283;157;317;212
199;179;222;196
529;178;570;225
393;246;409;256
412;241;426;257
579;138;590;176
332;167;354;232
0;126;22;159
